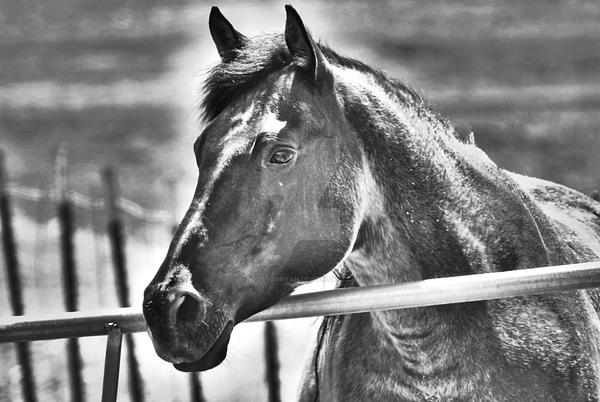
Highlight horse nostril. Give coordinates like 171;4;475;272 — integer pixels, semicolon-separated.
168;290;207;329
179;295;203;323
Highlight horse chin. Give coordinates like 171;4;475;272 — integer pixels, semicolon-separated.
174;321;235;372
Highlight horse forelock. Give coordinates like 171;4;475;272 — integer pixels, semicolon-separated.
201;33;290;122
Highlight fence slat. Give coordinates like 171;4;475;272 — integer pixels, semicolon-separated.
189;373;205;402
14;342;36;402
56;146;85;402
101;323;123;402
0;149;37;402
102;167;131;309
264;321;281;402
2;261;600;343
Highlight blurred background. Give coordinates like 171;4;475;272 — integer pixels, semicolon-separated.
0;0;599;401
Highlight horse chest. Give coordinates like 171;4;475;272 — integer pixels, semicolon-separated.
314;313;475;401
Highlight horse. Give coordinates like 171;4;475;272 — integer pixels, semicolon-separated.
142;5;600;401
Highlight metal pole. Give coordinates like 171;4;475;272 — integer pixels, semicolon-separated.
56;146;79;313
101;167;144;402
101;167;130;308
0;308;146;342
246;260;600;322
0;149;37;402
264;321;281;402
2;261;600;343
189;373;205;402
101;323;123;402
56;146;85;402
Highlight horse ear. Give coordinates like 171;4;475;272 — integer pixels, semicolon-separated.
284;5;329;82
209;6;247;61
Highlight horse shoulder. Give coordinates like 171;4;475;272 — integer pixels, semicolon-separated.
508;170;600;316
489;171;600;400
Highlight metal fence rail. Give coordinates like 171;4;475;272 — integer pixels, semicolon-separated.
1;260;600;400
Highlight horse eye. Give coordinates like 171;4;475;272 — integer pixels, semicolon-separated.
269;149;295;165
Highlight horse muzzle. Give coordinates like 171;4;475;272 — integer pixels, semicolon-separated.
173;321;234;371
143;280;232;371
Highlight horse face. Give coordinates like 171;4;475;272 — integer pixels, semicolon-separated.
143;7;364;372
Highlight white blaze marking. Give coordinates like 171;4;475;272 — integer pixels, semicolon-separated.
258;110;287;134
173;99;288;256
172;102;256;254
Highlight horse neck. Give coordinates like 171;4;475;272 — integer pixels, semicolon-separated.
337;66;568;375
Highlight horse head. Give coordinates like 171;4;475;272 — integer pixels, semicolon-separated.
143;6;366;371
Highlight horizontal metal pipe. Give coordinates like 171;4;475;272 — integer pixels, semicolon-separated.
0;308;145;342
1;261;599;343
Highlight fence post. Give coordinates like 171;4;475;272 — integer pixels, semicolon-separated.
264;321;281;402
55;146;85;402
101;167;144;402
101;323;123;402
189;372;205;402
0;149;37;402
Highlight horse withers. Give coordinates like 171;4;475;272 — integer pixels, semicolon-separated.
143;6;600;401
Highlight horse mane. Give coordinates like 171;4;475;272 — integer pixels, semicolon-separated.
201;33;427;122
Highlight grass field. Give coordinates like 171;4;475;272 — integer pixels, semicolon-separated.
1;0;599;401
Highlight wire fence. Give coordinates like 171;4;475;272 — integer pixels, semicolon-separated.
7;184;172;223
0;150;196;402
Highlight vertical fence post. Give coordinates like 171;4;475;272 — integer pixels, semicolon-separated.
0;149;37;402
90;185;107;306
189;372;205;402
102;167;144;402
55;146;85;402
101;323;123;402
264;321;281;402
